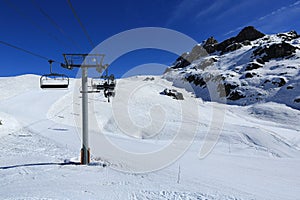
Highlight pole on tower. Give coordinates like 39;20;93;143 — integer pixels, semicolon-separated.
62;53;107;165
81;66;89;164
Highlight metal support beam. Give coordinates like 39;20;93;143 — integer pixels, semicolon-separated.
81;66;90;164
62;53;108;165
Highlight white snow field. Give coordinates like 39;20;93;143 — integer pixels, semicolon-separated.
0;74;299;200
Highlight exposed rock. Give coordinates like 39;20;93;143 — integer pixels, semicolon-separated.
203;37;218;54
223;82;239;96
213;74;226;81
262;36;270;41
245;62;263;71
143;77;155;81
294;97;300;103
163;67;173;74
186;75;206;87
216;81;239;97
256;58;265;65
263;77;286;87
272;77;286;87
181;26;265;59
224;43;243;53
217;37;236;53
242;40;251;46
277;30;299;41
188;45;209;61
253;42;297;62
216;26;265;54
172;52;191;69
245;72;257;78
211;57;218;62
263;79;271;84
235;26;265;43
195;58;215;70
162;89;184;100
228;90;246;101
164;26;300;109
172;45;208;69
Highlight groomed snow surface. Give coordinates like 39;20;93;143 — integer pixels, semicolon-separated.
0;75;299;200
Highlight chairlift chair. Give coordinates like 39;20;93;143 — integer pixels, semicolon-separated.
91;74;116;91
103;75;116;102
91;77;106;90
40;60;70;89
40;73;69;89
90;73;116;102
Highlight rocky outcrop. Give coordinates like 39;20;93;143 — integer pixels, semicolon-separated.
228;90;246;101
223;82;239;96
215;26;265;54
216;37;236;53
172;45;208;69
277;30;299;41
253;42;297;62
173;26;265;68
245;62;263;71
186;75;206;87
294;97;300;103
172;52;191;69
161;89;184;100
245;72;258;78
224;43;243;53
235;26;265;43
188;45;209;61
174;26;266;69
165;26;300;108
203;37;218;54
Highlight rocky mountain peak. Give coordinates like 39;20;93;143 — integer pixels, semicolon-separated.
201;26;265;54
235;26;265;43
203;37;218;54
165;26;300;109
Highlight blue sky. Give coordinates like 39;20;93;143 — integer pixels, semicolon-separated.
1;0;299;77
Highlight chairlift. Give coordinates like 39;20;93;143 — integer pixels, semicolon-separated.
91;73;116;102
91;74;116;91
91;77;106;90
40;60;69;89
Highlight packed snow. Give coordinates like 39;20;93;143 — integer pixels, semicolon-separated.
0;74;299;199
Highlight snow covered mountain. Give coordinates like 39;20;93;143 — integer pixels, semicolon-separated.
0;74;299;199
164;26;300;109
0;28;300;199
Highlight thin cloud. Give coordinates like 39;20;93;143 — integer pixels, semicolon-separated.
224;0;300;36
195;1;226;19
165;0;202;26
213;0;254;21
257;0;300;21
166;0;230;27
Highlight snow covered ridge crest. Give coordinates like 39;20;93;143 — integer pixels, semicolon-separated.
163;26;300;109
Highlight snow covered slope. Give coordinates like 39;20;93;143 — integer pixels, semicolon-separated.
0;74;299;199
164;27;300;109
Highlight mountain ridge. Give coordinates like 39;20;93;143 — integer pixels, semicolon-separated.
163;26;300;109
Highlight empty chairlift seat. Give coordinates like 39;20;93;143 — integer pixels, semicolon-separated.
40;73;69;89
40;60;70;89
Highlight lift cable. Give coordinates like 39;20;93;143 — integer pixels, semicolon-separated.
3;0;69;49
30;0;82;50
0;40;58;63
66;0;95;48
